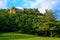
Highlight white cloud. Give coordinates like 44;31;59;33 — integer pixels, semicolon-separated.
23;0;32;7
24;3;28;6
51;1;57;5
0;0;7;9
23;0;58;13
0;1;3;6
30;0;44;8
16;7;23;9
31;0;58;13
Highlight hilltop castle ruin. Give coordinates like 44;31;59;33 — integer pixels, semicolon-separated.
9;7;40;14
9;7;16;13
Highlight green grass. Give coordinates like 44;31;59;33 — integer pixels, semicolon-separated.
0;32;60;40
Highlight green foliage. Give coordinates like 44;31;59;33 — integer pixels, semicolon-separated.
0;8;59;37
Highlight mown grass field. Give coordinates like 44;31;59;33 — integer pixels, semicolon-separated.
0;32;60;40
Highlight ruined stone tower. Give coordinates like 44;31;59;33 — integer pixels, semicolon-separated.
9;7;16;14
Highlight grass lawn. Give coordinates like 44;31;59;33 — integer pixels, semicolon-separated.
0;32;60;40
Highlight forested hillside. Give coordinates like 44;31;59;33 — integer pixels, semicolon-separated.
0;7;60;37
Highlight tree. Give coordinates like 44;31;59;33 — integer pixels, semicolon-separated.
44;9;56;37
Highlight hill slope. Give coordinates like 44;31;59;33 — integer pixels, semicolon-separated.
0;32;60;40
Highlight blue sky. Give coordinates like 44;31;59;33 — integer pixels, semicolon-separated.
0;0;60;20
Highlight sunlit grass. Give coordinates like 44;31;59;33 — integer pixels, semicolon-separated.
0;32;60;40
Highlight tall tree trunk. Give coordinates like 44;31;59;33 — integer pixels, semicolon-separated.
45;31;47;36
50;31;52;37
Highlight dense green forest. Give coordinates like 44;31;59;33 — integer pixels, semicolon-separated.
0;7;60;37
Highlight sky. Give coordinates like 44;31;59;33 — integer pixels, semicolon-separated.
0;0;60;20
